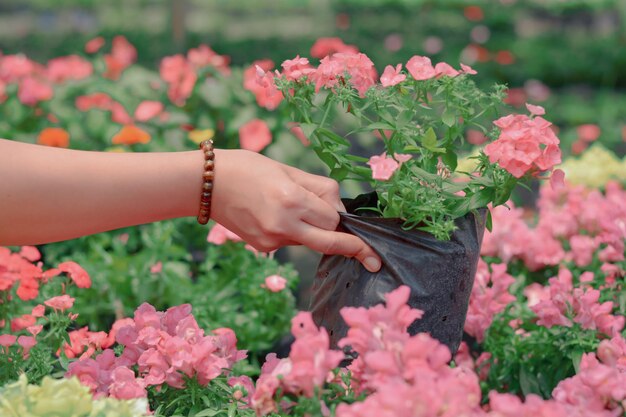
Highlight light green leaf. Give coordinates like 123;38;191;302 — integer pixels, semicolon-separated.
442;109;456;127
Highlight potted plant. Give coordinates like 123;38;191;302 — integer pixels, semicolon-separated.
260;52;562;354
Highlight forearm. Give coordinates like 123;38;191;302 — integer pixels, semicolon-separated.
0;139;204;245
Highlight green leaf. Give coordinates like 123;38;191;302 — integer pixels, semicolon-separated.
299;123;317;141
195;410;222;417
365;121;395;131
330;166;349;181
422;127;437;148
58;352;69;371
570;350;584;373
442;109;456;127
317;127;350;146
345;154;370;163
396;110;413;130
441;150;458;172
519;366;541;396
486;209;493;232
421;128;446;153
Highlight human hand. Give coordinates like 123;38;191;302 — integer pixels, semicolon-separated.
210;149;382;272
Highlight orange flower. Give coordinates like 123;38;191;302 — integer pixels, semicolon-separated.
111;125;151;145
37;127;70;148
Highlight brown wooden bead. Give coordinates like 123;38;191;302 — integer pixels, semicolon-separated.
202;170;215;181
197;140;215;225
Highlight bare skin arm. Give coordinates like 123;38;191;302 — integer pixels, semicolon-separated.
0;139;381;272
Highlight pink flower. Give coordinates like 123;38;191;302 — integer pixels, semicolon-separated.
58;261;91;288
264;275;287;292
569;235;598;267
75;92;113;112
550;168;565;192
103;36;137;80
467;129;488;145
281;56;315;81
0;54;37;82
11;314;36;332
577;124;601;142
393;153;412;163
243;60;283;110
229;375;255;406
239;119;272;152
19;246;41;262
311;52;376;97
46;55;93;83
109;366;147;399
484;113;561;178
287;122;310;146
18;77;53;106
187;44;230;74
310;37;358;59
406;55;436;81
27;325;43;336
0;334;17;348
85;37;105;54
31;304;45;317
207;223;243;245
460;63;477;75
109;102;133;125
597;336;626;370
17;335;37;356
526;102;546;116
465;260;516;342
44;294;75;312
134;101;164;122
434;62;460;77
380;64;406;87
367;152;400;181
150;262;162;274
159;55;197;106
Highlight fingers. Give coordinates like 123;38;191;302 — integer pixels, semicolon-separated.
285;167;346;212
296;223;382;272
298;190;341;231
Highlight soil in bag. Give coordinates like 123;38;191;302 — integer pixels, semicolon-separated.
309;192;486;356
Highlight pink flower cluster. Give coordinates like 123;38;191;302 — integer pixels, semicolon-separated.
66;303;246;400
0;246;93;360
335;286;485;417
332;286;625;417
0;52;92;106
0;246;90;301
75;93;165;126
251;312;343;415
310;52;377;97
484;105;562;178
160;45;230;106
552;339;626;415
465;259;516;342
101;36;137;80
483;181;626;271
243;59;284;110
528;268;624;336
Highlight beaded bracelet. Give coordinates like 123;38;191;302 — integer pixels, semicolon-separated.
197;139;215;225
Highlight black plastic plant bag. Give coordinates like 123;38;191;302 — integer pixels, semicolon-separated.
309;192;486;355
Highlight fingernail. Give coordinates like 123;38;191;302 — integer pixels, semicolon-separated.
364;257;381;272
